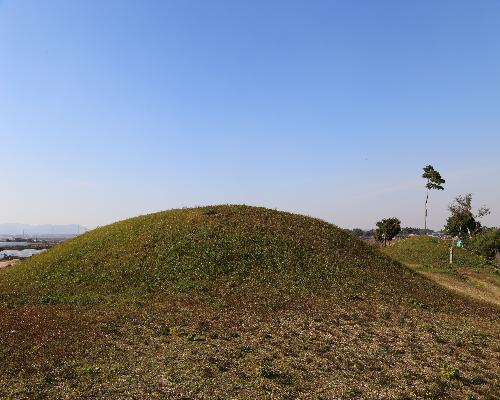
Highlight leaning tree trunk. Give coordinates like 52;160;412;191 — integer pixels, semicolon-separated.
424;188;429;235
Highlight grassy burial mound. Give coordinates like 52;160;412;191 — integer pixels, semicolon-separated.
384;236;493;271
0;206;499;399
0;205;442;306
384;236;500;307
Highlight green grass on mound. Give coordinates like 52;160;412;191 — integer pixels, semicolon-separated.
384;236;493;271
1;206;499;399
0;205;446;306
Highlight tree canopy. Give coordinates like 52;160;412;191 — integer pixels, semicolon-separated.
444;193;490;239
422;165;445;190
374;218;401;246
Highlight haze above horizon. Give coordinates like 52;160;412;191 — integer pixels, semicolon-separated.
1;0;499;230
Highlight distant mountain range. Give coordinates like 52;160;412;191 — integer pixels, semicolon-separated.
0;223;88;237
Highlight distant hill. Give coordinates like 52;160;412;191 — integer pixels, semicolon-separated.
0;223;87;237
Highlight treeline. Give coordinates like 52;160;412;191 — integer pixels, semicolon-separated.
349;227;435;238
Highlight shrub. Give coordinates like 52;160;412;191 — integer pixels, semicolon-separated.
467;228;500;260
441;364;459;380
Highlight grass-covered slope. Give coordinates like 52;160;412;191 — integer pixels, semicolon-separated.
384;236;500;307
1;205;428;305
384;236;492;271
1;206;499;399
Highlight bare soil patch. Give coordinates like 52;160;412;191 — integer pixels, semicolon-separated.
417;268;500;306
0;260;19;269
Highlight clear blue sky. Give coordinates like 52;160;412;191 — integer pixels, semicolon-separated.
1;0;499;229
